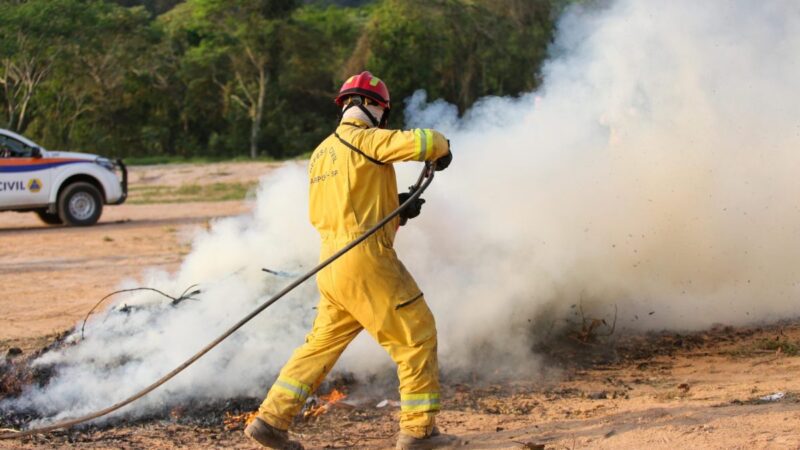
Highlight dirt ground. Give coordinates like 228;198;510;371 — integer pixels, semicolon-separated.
2;162;800;449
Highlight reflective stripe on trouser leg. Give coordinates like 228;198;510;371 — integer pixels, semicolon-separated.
257;289;362;430
272;377;312;401
400;392;440;438
258;375;312;430
401;393;441;412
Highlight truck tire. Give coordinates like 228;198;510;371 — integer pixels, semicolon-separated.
35;209;63;225
58;182;103;226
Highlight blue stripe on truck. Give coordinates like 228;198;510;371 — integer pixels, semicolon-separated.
0;160;85;173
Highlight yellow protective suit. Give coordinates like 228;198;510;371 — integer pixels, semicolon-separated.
257;117;449;438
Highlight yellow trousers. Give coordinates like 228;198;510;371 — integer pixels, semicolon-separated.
258;236;440;438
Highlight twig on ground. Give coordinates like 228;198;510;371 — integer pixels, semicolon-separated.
80;284;201;339
575;302;618;342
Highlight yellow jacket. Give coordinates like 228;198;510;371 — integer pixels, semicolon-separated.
308;118;449;246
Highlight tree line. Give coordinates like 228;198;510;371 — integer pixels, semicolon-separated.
0;0;567;160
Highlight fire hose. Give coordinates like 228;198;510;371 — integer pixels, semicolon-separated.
0;162;436;440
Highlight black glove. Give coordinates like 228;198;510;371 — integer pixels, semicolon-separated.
435;140;452;171
398;192;426;226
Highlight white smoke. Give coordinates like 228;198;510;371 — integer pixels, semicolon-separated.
7;0;800;422
396;0;800;373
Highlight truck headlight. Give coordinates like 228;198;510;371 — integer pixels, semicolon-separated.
95;157;115;171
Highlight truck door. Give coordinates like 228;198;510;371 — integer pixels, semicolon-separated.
0;135;51;208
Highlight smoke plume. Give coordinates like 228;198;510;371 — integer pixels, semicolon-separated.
5;0;800;423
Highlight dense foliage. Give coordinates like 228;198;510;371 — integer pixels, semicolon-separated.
0;0;565;159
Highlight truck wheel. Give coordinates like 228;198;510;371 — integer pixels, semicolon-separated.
35;209;63;225
58;182;103;226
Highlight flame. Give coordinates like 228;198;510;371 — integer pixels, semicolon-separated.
222;389;347;428
304;388;348;418
170;406;185;420
223;411;257;430
322;388;347;404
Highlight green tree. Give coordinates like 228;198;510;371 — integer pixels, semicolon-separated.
41;3;154;151
266;4;367;156
0;0;154;153
161;0;298;159
0;0;66;133
348;0;555;125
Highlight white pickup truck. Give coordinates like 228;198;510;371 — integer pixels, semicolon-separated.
0;129;127;226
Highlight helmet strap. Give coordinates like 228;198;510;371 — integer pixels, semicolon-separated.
356;103;380;127
379;108;390;128
340;96;389;128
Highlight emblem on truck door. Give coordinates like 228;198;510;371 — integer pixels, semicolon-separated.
27;178;42;193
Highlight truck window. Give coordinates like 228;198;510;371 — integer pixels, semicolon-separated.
0;135;36;157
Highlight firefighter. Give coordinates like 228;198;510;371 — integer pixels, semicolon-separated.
245;71;456;449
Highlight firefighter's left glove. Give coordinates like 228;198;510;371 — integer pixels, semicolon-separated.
398;192;426;226
435;144;452;172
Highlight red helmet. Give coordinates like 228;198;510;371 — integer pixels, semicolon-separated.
335;71;390;109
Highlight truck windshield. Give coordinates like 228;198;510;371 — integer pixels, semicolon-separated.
0;135;39;158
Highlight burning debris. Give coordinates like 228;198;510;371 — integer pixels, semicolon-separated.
0;333;67;401
223;411;257;431
303;388;352;419
179;386;362;434
0;357;57;432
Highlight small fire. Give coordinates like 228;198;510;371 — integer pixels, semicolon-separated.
304;388;349;419
322;388;348;404
223;411;258;430
170;406;186;420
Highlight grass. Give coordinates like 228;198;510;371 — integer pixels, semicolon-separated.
724;336;800;358
755;338;800;356
128;181;257;204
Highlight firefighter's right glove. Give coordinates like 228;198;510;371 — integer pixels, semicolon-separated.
398;192;425;226
435;141;452;171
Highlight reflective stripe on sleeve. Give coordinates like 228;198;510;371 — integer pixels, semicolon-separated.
272;376;312;401
400;392;440;412
414;129;434;161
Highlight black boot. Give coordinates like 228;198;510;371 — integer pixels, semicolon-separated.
396;427;460;450
244;417;304;450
